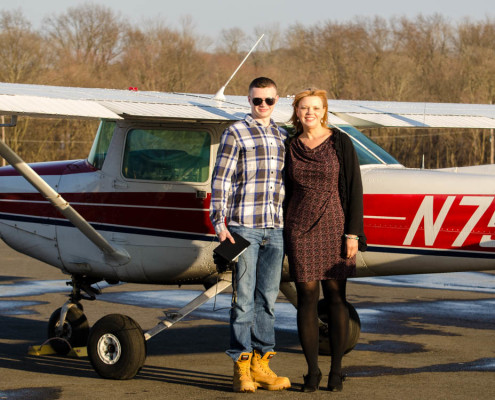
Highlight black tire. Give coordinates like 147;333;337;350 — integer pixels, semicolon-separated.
317;300;361;356
87;314;146;380
47;306;89;355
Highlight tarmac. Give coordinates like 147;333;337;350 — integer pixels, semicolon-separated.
0;240;494;399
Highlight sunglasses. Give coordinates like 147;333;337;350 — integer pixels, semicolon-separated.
252;97;276;106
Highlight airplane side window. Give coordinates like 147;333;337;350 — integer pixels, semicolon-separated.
122;128;211;183
88;120;116;170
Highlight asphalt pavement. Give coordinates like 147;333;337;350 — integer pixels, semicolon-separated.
0;240;494;399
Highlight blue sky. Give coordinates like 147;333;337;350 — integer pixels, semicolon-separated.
4;0;494;40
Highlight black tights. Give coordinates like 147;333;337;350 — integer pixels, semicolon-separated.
295;279;349;376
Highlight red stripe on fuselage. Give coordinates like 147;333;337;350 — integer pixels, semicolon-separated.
0;191;215;234
5;188;493;250
0;191;211;210
0;159;96;177
364;194;495;252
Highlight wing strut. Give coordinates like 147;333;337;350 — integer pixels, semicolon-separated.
0;117;130;266
144;278;232;340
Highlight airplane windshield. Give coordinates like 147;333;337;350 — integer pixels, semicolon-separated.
338;125;400;165
88;120;116;170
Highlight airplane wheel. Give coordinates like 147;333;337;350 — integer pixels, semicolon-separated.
317;300;361;356
47;306;89;355
88;314;146;380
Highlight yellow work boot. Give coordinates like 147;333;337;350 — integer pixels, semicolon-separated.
250;350;291;391
233;352;257;393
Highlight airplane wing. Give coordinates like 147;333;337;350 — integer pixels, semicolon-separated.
1;82;495;128
325;99;495;128
0;82;252;122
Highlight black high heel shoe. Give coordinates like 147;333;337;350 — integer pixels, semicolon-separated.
301;369;322;392
327;372;346;392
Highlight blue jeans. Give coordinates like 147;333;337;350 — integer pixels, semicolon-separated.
226;226;284;362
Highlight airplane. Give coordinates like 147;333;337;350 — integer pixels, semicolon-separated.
1;81;495;380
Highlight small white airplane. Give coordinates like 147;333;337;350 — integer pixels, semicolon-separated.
1;81;495;380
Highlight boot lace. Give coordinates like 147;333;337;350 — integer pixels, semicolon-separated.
236;361;251;377
257;355;277;377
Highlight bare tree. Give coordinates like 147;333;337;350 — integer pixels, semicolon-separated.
253;24;283;53
454;18;495;104
0;9;47;83
42;3;124;84
218;27;248;54
119;17;210;92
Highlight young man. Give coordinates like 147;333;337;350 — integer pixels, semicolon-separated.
210;77;290;393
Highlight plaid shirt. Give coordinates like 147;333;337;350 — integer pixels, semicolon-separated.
210;114;287;234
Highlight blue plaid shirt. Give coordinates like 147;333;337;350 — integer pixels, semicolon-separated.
210;114;287;234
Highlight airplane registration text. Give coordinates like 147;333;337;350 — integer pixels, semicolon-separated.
365;194;495;252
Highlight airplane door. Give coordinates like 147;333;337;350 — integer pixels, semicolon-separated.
118;126;214;246
54;123;217;282
114;126;217;281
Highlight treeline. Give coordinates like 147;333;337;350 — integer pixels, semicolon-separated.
1;4;495;167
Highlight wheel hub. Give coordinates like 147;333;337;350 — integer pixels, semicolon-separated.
55;321;72;339
97;333;121;364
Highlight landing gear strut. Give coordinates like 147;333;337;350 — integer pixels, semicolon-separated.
47;275;101;354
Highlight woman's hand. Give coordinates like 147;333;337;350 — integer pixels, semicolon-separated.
345;235;359;258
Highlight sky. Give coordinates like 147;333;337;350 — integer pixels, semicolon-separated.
3;0;494;42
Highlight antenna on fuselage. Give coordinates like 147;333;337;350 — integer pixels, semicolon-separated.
213;34;265;101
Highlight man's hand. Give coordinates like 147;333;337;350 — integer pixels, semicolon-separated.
218;229;235;244
214;228;236;273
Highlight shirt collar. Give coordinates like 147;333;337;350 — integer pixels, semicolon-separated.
245;114;277;129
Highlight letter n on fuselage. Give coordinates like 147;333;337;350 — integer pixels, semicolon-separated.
403;196;455;246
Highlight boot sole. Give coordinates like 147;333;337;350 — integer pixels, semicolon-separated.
233;382;259;392
233;386;257;393
256;383;291;391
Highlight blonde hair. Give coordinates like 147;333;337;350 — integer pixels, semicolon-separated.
290;88;329;133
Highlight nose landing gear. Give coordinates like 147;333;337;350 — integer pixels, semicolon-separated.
46;275;100;355
47;304;89;355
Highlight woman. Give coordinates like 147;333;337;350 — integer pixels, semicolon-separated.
284;88;366;392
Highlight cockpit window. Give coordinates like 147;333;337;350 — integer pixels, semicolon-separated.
88;120;116;170
282;124;400;166
123;128;211;182
338;125;400;165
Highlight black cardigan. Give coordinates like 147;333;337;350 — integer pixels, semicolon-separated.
332;128;367;251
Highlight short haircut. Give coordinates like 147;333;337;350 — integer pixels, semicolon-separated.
249;77;277;93
290;88;329;133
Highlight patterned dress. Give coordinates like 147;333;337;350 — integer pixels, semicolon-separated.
285;135;356;282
